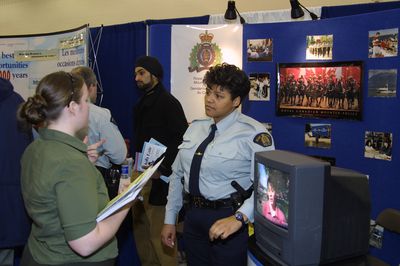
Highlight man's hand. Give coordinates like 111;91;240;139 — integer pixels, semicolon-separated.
83;136;106;163
151;170;161;180
161;224;176;248
208;215;244;241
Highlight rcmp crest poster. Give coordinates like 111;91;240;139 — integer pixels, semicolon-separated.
0;25;88;100
171;25;243;122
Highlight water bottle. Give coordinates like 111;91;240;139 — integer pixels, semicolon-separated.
121;160;129;179
118;159;131;193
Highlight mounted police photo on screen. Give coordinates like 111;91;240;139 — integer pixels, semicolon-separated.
276;61;363;120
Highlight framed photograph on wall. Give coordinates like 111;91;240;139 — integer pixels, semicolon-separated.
368;69;397;97
276;61;363;120
368;28;398;58
249;72;271;101
306;34;333;60
364;131;392;161
305;123;332;149
247;38;273;62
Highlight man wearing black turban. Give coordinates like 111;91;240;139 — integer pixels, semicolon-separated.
132;56;188;266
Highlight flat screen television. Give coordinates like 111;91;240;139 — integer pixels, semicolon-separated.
254;150;371;266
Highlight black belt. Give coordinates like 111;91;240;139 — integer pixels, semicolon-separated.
184;193;232;209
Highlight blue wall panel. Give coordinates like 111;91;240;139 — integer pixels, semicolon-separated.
149;9;400;264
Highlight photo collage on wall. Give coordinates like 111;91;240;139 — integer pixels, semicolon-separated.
245;27;398;159
246;38;274;132
247;38;273;103
368;28;398;98
365;27;398;161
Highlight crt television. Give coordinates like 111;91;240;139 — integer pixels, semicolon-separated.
254;150;371;266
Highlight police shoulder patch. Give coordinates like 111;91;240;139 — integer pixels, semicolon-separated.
253;132;272;147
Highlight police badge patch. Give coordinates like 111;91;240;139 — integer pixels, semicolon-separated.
253;133;272;147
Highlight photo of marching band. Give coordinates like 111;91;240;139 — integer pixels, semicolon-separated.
276;62;363;120
306;35;333;60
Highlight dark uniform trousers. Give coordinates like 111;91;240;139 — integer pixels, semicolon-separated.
183;207;248;266
185;123;248;266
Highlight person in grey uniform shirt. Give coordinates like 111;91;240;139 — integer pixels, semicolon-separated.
161;63;275;266
72;66;127;197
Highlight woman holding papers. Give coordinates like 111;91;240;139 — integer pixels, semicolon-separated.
161;63;275;265
18;71;131;266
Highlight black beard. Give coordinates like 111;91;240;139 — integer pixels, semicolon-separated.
137;81;152;90
137;77;156;92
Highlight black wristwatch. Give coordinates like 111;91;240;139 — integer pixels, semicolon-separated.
234;212;248;227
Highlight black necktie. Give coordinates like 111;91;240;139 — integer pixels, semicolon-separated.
189;124;217;196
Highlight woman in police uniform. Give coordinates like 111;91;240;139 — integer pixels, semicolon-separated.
161;63;275;266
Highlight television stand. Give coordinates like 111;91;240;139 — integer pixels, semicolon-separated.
248;235;370;266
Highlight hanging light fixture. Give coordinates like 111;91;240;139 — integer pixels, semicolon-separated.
290;0;304;19
290;0;319;20
224;1;246;24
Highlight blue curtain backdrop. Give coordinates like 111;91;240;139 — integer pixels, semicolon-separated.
149;8;400;265
145;15;209;26
89;21;146;266
90;21;147;145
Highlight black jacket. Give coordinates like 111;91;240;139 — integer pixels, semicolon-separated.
133;82;187;205
0;78;32;248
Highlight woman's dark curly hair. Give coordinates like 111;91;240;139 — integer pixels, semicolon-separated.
203;63;250;104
